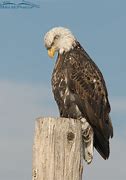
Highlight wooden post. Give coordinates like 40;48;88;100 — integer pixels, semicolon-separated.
32;117;83;180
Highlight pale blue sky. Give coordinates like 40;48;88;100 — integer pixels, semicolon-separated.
0;0;126;180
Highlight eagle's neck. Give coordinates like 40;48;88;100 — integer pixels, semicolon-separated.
54;41;86;72
54;53;64;71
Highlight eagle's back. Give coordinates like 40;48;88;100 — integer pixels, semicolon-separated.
51;42;113;159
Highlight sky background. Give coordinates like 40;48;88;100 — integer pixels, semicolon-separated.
0;0;126;179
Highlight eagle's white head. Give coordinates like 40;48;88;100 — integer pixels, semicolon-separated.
44;27;76;58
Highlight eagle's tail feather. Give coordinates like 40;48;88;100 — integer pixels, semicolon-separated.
94;129;110;159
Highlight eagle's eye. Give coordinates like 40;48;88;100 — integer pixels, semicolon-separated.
48;35;60;49
54;35;60;41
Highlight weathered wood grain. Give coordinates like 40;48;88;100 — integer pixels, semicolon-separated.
32;117;83;180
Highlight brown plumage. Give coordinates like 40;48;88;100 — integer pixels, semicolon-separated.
44;27;113;160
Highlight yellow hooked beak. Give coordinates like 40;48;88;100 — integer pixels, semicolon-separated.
48;47;56;58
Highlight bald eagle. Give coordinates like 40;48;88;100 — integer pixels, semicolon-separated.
44;27;113;163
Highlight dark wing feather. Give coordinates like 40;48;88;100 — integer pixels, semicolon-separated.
64;44;113;158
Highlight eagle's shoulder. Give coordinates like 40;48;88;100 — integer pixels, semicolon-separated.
65;42;109;100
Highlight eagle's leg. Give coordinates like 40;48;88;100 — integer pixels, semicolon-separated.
80;118;94;164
